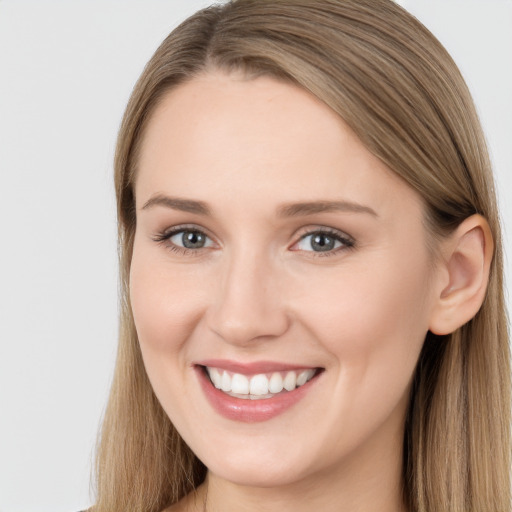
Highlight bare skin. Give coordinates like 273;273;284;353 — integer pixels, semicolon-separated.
133;72;492;512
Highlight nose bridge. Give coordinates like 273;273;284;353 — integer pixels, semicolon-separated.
207;244;289;345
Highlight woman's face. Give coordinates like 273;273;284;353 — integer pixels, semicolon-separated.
130;72;440;487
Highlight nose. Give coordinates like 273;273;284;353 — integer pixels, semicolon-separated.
206;248;290;346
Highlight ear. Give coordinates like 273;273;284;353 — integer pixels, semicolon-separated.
429;214;494;335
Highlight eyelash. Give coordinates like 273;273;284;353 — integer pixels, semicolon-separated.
151;224;213;257
293;228;355;257
152;225;355;258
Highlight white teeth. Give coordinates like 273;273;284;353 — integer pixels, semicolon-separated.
296;370;309;386
208;368;222;389
268;372;284;393
231;373;249;394
297;369;315;386
283;371;297;391
221;371;231;392
206;367;317;398
249;374;269;395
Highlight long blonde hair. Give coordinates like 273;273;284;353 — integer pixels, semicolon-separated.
93;1;511;510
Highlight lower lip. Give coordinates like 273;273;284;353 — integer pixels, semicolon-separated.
195;366;320;423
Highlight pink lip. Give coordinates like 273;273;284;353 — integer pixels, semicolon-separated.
196;358;316;375
194;363;321;423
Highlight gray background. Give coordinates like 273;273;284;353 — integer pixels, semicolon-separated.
0;1;511;510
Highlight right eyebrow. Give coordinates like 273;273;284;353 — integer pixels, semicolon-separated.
141;194;211;215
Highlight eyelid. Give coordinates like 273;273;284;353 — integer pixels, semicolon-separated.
151;223;355;257
151;224;218;254
290;226;355;255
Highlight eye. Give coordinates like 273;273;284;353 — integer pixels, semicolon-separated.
169;229;213;249
152;226;216;254
293;229;354;254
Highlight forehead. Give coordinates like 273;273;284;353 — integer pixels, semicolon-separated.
135;72;422;220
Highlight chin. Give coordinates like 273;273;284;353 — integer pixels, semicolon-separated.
191;434;320;488
206;457;309;488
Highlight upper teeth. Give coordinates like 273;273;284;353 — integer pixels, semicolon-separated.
206;367;316;399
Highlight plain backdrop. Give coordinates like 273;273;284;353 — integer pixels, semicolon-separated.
0;1;511;511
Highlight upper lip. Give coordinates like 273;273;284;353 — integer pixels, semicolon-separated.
195;359;320;375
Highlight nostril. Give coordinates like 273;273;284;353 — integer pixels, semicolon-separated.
207;314;290;346
205;268;290;345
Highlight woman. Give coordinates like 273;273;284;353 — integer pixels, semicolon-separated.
91;1;511;511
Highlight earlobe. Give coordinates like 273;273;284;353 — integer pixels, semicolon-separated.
429;214;494;335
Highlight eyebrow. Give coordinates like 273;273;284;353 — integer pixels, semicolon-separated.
141;194;211;215
141;194;377;218
277;200;378;218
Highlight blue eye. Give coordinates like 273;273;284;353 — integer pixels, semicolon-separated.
295;230;353;253
169;229;214;249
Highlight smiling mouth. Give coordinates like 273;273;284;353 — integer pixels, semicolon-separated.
201;365;322;400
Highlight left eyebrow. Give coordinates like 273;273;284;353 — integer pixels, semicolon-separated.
277;200;378;218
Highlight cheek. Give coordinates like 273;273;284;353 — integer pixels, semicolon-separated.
129;245;207;356
129;255;216;443
129;244;208;421
295;248;432;393
283;250;433;459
